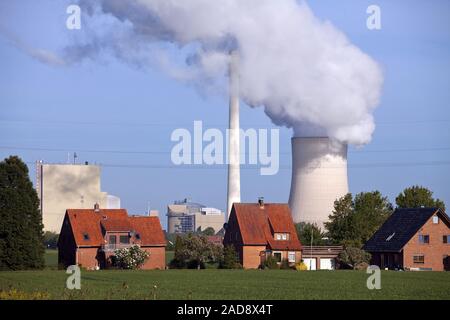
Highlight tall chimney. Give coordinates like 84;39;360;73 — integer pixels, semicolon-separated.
288;137;348;229
226;51;241;216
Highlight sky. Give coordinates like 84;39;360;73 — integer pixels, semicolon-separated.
0;0;449;230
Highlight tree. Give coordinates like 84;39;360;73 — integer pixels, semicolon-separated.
43;231;59;249
0;156;45;270
201;227;216;236
219;245;241;269
396;185;445;211
295;222;326;245
172;234;221;269
337;247;371;270
325;192;393;248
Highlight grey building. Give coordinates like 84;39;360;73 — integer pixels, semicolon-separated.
167;198;225;234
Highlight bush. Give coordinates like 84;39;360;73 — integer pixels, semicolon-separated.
295;260;308;271
219;245;241;269
262;255;279;269
112;245;149;269
337;247;371;270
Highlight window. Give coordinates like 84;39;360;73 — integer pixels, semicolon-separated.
432;216;439;224
120;235;130;244
418;235;429;244
386;232;395;242
443;235;450;244
273;252;282;263
83;233;89;241
275;233;289;240
135;233;141;240
413;255;425;264
109;235;116;244
288;252;296;263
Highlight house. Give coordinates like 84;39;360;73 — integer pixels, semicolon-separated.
363;207;450;271
223;199;302;269
301;246;343;270
58;204;166;270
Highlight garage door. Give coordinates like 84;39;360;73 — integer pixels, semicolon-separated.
320;258;335;270
303;258;316;270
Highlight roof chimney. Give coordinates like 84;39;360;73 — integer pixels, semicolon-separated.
94;203;100;212
258;197;264;209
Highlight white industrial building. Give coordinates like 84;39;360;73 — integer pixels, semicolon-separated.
36;161;120;232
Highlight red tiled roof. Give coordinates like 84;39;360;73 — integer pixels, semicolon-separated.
129;216;166;246
101;218;132;232
64;209;165;247
232;203;302;251
206;235;224;245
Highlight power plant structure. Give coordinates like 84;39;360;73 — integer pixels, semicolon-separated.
36;161;120;232
226;51;241;216
167;198;225;234
288;137;349;229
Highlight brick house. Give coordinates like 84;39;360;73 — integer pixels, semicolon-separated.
363;207;450;271
223;200;302;269
58;204;166;270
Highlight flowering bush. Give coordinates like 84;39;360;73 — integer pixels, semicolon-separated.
112;245;150;269
295;260;308;271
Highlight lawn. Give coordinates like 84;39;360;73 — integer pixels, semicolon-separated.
0;250;447;300
0;268;449;300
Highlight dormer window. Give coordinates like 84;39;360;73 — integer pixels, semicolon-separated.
275;233;289;241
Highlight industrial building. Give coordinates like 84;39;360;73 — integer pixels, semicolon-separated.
288;137;349;229
167;198;225;234
36;161;120;232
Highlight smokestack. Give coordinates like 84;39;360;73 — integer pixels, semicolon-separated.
226;51;241;216
288;137;348;229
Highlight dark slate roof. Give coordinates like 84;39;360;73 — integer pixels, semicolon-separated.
363;207;449;253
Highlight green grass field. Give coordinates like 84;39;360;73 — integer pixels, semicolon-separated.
0;250;448;300
1;269;449;300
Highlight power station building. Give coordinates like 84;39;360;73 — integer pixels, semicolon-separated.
36;161;120;232
167;199;225;234
288;137;349;229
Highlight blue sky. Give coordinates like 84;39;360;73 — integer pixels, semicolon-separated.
1;0;449;230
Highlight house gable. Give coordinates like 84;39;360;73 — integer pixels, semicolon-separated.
363;208;446;253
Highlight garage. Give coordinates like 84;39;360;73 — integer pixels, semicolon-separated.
303;258;317;270
319;258;335;270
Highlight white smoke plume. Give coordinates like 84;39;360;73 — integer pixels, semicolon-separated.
69;0;383;145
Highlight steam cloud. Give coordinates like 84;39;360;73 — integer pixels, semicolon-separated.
70;0;383;145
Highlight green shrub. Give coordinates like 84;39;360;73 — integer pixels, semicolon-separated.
262;255;279;269
219;245;241;269
337;247;371;270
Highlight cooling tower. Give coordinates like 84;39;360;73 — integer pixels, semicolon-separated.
226;51;241;216
288;137;348;229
